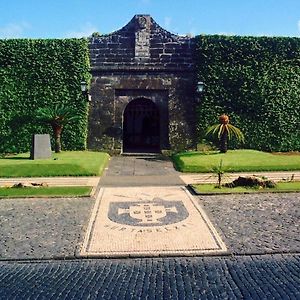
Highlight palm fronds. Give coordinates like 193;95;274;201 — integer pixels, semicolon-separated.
205;114;245;153
36;103;83;152
36;103;82;126
226;124;245;143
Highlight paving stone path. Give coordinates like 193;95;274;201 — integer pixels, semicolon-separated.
81;186;227;257
99;155;184;186
0;254;299;299
0;155;299;299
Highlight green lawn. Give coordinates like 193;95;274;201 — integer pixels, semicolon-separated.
173;150;300;173
0;186;92;198
0;151;110;177
192;181;300;195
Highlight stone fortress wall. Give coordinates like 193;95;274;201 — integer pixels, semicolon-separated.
88;15;197;152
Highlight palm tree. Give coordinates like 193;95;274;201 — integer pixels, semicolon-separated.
206;114;244;153
211;159;226;188
36;104;82;153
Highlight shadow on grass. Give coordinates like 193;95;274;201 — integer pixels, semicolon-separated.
0;163;94;177
173;151;220;158
1;157;30;160
172;151;223;172
136;155;170;162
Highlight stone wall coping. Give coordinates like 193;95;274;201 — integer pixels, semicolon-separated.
91;65;195;73
89;15;192;44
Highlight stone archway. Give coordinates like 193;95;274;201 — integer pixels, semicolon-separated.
123;98;160;153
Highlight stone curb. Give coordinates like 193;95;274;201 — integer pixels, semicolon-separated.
186;183;300;196
180;171;300;185
0;177;101;187
1;251;300;264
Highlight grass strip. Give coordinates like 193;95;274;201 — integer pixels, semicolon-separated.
0;186;92;198
192;181;300;195
173;149;300;173
0;151;110;177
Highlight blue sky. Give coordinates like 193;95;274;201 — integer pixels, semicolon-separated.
0;0;299;38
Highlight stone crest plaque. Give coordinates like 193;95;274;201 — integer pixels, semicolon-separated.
137;16;147;29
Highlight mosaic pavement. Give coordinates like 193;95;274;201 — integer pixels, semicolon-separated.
80;186;227;257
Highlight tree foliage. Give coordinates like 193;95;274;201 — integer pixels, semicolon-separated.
195;35;300;151
36;103;83;153
206;114;244;153
0;39;91;153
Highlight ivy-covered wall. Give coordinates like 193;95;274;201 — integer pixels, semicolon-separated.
1;35;300;153
0;39;90;153
195;35;300;151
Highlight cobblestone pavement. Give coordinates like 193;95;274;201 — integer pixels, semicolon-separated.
0;193;299;259
199;193;300;255
0;181;299;298
0;254;299;299
0;197;95;260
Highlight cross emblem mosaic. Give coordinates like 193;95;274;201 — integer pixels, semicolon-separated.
80;187;227;257
108;199;189;226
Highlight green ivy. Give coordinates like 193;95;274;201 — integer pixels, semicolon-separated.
195;35;300;151
0;39;91;153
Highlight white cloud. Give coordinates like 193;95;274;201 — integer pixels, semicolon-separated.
0;22;30;38
64;22;99;38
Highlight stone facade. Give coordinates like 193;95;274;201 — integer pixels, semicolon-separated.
88;15;197;153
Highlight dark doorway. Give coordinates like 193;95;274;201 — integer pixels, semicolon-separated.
123;98;160;153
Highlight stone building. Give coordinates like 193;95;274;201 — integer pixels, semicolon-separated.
88;15;197;153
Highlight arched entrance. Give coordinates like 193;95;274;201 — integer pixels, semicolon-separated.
123;98;160;153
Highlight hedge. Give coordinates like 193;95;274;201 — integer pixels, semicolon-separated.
0;39;91;153
195;35;300;151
